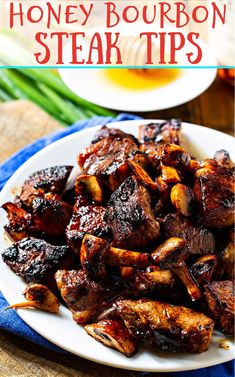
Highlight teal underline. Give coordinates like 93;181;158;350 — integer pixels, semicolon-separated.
0;65;234;69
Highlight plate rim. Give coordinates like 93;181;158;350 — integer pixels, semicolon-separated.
0;119;234;372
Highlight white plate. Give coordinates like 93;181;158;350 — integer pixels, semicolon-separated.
60;67;217;113
0;120;234;372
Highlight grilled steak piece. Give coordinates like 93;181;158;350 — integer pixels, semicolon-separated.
55;270;118;323
140;143;191;172
115;299;214;353
19;166;73;207
161;214;215;255
77;136;138;191
204;281;234;335
194;166;235;228
92;125;139;146
2;238;72;290
32;197;73;239
66;200;110;254
105;176;160;249
85;319;137;357
3;197;72;242
139;119;181;145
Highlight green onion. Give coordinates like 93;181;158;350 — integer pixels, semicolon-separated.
0;70;27;99
18;68;116;117
37;82;87;123
0;86;13;101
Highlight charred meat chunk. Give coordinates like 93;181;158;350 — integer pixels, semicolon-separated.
139;119;181;145
85;319;137;357
32;197;72;239
55;270;117;324
92;125;139;146
3;197;72;242
105;176;160;249
161;214;215;255
2;238;72;290
19;166;73;207
194;166;235;228
204;281;234;335
66;201;110;254
115;299;214;353
140;143;190;172
77;136;138;191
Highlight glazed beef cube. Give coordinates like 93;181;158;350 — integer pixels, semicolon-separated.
55;270;117;323
3;197;72;243
77;136;138;191
140;143;190;172
66;202;110;254
161;214;215;255
32;197;73;239
139;119;181;145
194;167;235;228
204;280;234;336
19;166;73;207
105;176;160;249
1;238;72;290
92;125;139;145
115;299;214;353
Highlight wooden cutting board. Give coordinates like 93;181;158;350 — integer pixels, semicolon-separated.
0;100;62;163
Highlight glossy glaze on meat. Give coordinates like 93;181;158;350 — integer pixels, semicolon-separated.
19;165;73;208
161;214;215;255
115;299;214;353
2;238;73;290
78;136;138;191
105;176;160;249
138;119;181;145
2;121;234;358
204;280;234;335
66;201;110;254
194;166;235;228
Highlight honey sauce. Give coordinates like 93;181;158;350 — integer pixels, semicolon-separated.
104;68;181;90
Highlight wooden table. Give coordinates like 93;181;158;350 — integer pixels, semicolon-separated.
0;75;234;377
